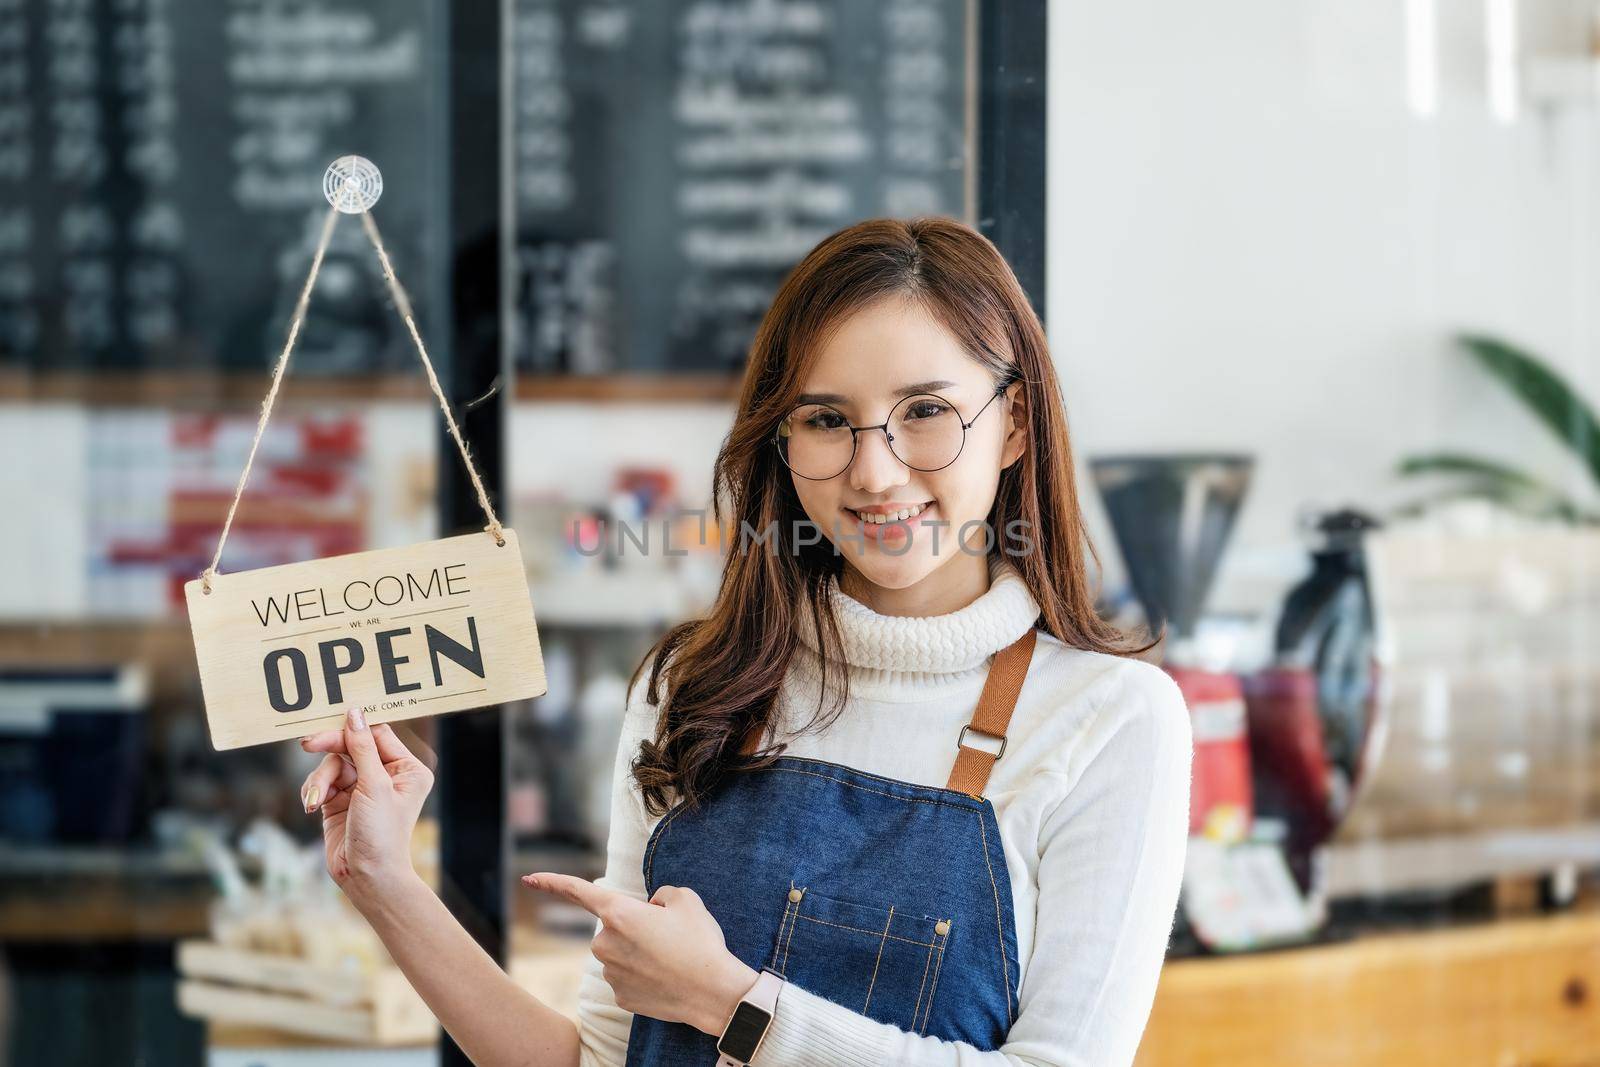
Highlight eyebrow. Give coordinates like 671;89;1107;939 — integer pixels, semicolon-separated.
794;380;960;406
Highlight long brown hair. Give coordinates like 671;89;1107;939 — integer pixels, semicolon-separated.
630;217;1158;817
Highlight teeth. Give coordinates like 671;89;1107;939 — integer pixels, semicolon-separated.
855;503;927;524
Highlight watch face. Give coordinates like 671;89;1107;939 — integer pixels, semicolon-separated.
717;1001;772;1060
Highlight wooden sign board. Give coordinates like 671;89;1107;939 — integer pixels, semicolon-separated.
185;530;546;750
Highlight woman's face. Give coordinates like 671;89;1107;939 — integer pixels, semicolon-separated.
781;296;1026;594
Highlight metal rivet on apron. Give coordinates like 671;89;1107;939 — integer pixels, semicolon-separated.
935;920;951;936
788;888;804;902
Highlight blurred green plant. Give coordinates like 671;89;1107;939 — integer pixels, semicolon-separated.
1394;333;1600;524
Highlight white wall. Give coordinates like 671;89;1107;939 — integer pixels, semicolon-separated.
0;406;88;615
508;403;730;507
1047;0;1600;616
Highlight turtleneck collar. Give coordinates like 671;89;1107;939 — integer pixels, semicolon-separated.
791;555;1042;699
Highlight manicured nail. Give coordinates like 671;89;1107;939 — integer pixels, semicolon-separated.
348;706;366;731
303;786;319;812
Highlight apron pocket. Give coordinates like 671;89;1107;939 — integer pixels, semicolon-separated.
767;883;953;1034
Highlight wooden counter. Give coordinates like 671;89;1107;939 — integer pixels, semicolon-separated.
187;911;1600;1063
1137;911;1600;1067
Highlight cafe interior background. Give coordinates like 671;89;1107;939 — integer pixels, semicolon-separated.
4;0;1600;1063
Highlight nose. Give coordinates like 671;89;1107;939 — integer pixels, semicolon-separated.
848;425;909;494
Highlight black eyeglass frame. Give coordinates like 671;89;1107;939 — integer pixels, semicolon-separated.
774;375;1019;481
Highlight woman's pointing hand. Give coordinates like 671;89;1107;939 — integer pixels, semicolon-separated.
524;872;758;1036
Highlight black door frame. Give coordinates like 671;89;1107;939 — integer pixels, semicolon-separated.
437;1;512;1064
977;0;1048;323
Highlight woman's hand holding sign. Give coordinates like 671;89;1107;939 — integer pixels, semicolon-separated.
292;711;758;1056
523;872;760;1037
299;707;437;903
293;709;586;1066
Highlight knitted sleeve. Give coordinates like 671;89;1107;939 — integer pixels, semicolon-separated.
575;672;659;1067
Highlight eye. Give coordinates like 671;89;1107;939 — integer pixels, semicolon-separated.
902;398;951;421
803;408;849;431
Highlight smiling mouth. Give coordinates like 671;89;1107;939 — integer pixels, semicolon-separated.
845;501;934;526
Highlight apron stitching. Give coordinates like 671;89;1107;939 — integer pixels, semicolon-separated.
765;903;779;971
795;913;935;947
975;810;1015;1027
919;935;949;1035
769;888;796;973
767;765;976;810
779;899;796;972
910;929;937;1027
642;799;696;889
771;754;992;805
861;905;894;1013
780;886;805;972
644;757;991;887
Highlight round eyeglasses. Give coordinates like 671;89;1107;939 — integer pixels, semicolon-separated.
774;380;1013;481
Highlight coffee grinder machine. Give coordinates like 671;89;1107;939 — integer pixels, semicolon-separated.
1091;454;1256;845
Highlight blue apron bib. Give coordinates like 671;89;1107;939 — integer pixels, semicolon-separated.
624;629;1037;1064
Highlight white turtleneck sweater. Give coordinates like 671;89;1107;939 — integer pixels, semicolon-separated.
574;560;1193;1067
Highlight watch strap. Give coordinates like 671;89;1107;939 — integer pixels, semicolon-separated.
715;968;784;1065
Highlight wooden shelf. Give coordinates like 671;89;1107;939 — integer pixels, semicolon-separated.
518;372;740;402
0;845;213;942
0;619;199;706
0;617;188;659
0;370;431;407
0;369;741;406
0;618;190;662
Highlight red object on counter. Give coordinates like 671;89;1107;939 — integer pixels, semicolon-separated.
1242;666;1334;852
1166;665;1253;842
615;467;677;516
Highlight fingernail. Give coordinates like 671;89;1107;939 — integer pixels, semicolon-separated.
522;874;540;888
348;706;366;731
303;786;319;812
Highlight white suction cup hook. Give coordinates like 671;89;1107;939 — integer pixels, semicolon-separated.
323;155;383;214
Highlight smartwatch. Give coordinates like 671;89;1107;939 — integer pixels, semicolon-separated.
715;967;785;1066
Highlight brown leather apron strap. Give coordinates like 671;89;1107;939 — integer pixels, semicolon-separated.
734;627;1039;795
945;628;1038;798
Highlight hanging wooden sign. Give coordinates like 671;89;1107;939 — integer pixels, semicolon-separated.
185;530;545;750
186;157;545;750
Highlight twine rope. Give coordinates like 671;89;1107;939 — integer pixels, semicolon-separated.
358;209;505;549
200;188;505;594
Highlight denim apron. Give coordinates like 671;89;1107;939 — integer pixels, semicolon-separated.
624;629;1038;1064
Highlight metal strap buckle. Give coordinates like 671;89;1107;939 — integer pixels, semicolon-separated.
957;723;1007;760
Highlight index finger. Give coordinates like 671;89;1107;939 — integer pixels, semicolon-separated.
523;872;637;919
299;727;344;750
301;722;418;765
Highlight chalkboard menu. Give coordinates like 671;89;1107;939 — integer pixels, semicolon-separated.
512;0;972;374
0;0;437;373
0;0;971;377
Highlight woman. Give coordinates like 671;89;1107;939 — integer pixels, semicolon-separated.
298;217;1192;1066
